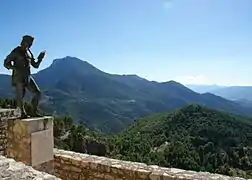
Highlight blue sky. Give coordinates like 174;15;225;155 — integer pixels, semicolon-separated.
0;0;251;86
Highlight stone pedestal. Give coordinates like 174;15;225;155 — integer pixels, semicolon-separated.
6;116;54;174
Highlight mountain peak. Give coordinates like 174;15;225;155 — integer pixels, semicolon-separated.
160;80;194;92
35;56;104;87
52;56;85;65
164;80;183;86
122;74;146;81
49;56;101;73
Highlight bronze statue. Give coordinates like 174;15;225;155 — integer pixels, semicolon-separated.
3;35;46;118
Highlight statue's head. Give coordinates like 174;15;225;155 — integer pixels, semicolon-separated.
21;35;34;49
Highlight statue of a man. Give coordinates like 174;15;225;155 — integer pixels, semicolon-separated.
3;35;46;118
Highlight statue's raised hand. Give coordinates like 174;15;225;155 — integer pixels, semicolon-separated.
38;50;46;61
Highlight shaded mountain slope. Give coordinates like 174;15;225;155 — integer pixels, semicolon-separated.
1;56;252;134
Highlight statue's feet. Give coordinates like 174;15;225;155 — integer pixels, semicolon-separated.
20;112;29;119
31;110;43;117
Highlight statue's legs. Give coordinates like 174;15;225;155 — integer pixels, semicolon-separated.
15;83;27;118
27;76;42;117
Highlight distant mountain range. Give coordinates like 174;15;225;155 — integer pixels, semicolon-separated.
186;84;224;94
187;84;252;104
211;86;252;102
1;56;252;134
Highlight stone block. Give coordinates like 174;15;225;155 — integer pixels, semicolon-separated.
31;129;54;166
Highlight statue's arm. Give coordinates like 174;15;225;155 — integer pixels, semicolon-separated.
30;58;42;69
3;50;16;70
30;50;45;69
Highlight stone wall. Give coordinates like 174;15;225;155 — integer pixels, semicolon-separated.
0;109;18;156
54;149;246;180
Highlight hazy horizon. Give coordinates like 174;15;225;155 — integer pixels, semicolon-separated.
1;0;251;86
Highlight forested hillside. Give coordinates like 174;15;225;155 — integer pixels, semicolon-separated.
109;105;252;178
1;98;252;179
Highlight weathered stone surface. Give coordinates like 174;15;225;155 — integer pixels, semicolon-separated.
31;129;54;166
0;108;19;156
0;155;60;179
33;160;55;175
54;149;249;180
0;108;19;120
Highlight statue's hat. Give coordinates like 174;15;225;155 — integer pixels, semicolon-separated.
22;35;34;43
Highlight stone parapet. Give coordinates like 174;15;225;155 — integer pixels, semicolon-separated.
54;149;247;180
0;155;60;179
0;109;17;120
